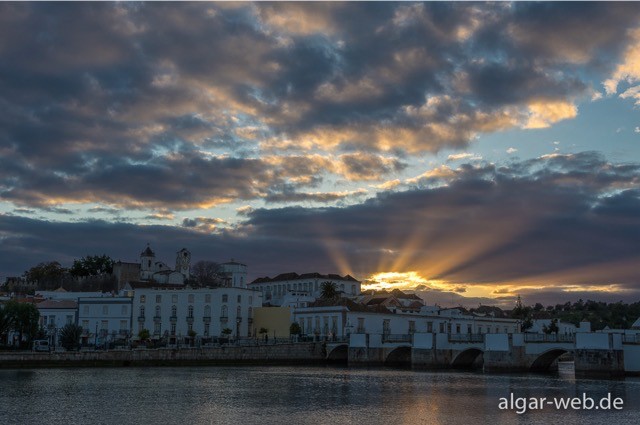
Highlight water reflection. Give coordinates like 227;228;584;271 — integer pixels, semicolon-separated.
0;366;638;425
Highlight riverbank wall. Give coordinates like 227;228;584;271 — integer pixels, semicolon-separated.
0;342;326;368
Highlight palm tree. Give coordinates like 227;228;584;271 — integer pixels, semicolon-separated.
320;281;338;299
59;323;83;351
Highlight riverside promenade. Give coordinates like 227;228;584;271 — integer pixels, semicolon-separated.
0;341;327;368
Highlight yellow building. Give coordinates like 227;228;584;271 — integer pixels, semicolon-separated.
252;307;291;339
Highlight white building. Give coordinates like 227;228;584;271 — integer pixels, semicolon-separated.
139;245;188;285
292;303;520;339
218;261;248;288
37;299;77;348
527;319;590;335
129;284;263;343
249;272;361;306
77;297;133;346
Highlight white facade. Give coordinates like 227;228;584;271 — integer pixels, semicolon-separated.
219;261;248;288
77;297;133;345
293;306;520;339
139;245;188;285
37;300;78;345
249;272;361;306
37;290;107;301
131;286;263;341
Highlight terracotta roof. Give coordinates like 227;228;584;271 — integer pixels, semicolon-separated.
37;299;77;309
250;272;360;284
127;281;184;289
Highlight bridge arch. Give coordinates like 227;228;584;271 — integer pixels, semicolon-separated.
530;349;569;372
385;346;412;366
326;344;348;362
451;348;484;369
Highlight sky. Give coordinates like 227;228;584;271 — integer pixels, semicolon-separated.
1;2;640;307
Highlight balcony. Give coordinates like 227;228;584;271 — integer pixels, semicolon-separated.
382;334;412;343
220;316;228;323
153;315;162;323
449;333;484;343
203;316;211;323
523;333;575;343
186;316;194;324
137;316;145;322
170;315;177;323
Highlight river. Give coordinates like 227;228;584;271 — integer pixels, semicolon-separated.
0;364;638;424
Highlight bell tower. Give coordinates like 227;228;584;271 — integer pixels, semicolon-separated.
175;248;191;280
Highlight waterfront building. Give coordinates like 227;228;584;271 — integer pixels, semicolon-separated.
77;297;133;346
249;272;361;306
218;260;248;288
37;299;78;348
292;301;520;340
128;283;263;343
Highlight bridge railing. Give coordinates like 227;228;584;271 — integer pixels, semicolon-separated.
448;333;484;343
622;334;640;344
524;333;575;343
382;334;412;343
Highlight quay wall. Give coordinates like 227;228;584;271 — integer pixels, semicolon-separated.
0;343;326;368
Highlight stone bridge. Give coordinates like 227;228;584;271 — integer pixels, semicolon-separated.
340;332;629;377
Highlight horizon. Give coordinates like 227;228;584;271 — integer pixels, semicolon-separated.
1;2;639;308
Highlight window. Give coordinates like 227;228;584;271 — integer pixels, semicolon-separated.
156;295;161;303
101;320;108;331
467;324;472;334
140;295;146;303
204;323;210;336
102;306;108;315
120;320;127;331
427;322;433;333
155;305;161;317
222;294;228;303
439;322;445;333
237;295;241;303
188;305;194;318
121;305;128;315
83;305;89;314
351;285;356;295
188;323;193;332
204;305;211;317
409;321;416;334
170;323;176;335
171;305;177;317
154;323;161;335
456;324;461;334
49;316;55;326
66;315;73;325
82;320;89;330
172;295;178;303
248;307;252;319
221;305;228;318
357;318;365;333
383;319;390;335
205;294;211;303
140;306;145;317
188;294;194;303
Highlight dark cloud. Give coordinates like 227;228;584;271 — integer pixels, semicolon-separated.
2;153;638;306
1;3;640;211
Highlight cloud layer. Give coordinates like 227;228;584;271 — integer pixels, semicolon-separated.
1;3;640;211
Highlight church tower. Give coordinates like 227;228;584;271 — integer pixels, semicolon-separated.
175;248;191;280
140;244;155;280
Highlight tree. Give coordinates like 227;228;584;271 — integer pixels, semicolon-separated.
69;254;114;277
59;323;83;351
0;306;14;345
543;319;559;334
221;328;233;338
24;262;66;289
320;281;338;299
4;301;40;348
190;261;222;286
138;328;150;341
289;322;301;336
